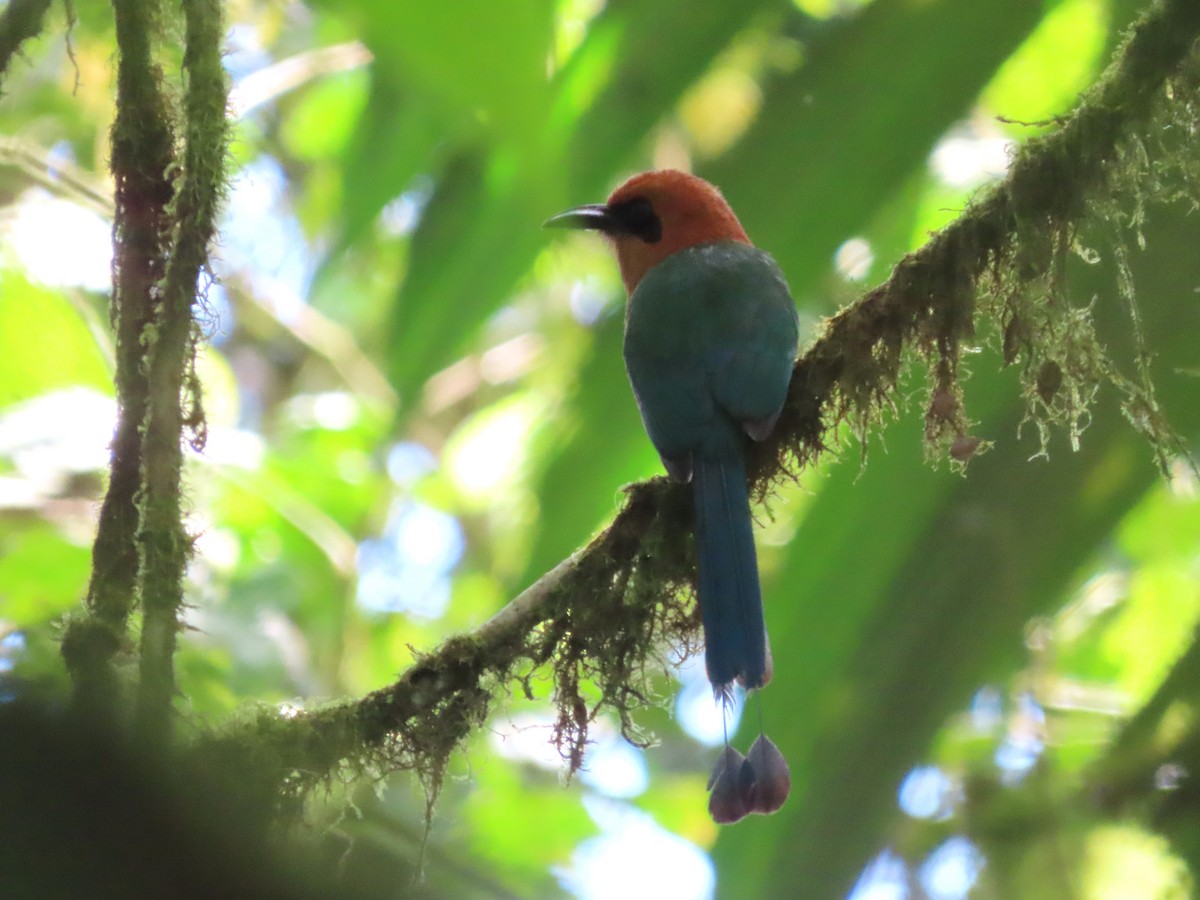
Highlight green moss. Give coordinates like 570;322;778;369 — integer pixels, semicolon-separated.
0;0;54;86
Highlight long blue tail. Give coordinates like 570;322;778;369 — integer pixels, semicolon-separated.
692;455;768;691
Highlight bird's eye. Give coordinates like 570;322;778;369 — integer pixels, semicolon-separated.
611;197;662;244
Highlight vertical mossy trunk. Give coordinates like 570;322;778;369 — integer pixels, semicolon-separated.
55;0;228;742
63;0;176;715
134;0;228;743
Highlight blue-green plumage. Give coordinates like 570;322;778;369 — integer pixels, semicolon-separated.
622;241;798;690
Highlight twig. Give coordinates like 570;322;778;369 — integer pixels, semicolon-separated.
228;41;371;118
225;272;398;408
0;136;113;218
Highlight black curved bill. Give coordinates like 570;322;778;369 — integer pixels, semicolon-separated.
543;204;613;232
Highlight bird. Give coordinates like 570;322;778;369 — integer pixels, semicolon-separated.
546;170;798;822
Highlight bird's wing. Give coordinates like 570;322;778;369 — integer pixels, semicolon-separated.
696;246;798;437
624;330;713;478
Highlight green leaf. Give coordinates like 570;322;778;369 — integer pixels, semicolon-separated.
0;271;110;407
0;523;91;625
280;69;369;163
706;0;1044;295
383;0;775;401
348;0;556;144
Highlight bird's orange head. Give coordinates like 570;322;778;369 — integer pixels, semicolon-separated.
546;170;751;295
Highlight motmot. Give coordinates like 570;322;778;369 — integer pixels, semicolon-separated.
547;170;798;822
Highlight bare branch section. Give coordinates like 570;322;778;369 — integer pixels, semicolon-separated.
135;0;228;743
62;0;176;714
0;0;52;87
196;0;1200;807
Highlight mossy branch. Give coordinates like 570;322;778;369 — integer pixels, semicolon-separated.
134;0;228;743
62;0;176;714
198;0;1200;813
0;0;52;88
760;0;1200;481
196;486;697;810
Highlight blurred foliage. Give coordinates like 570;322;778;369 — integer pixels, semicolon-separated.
0;0;1198;898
